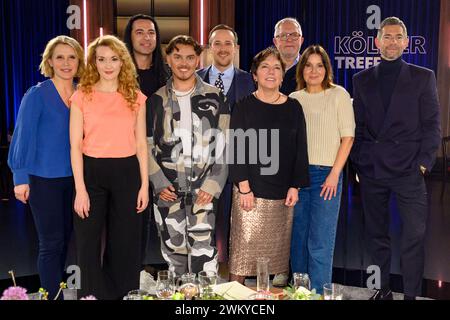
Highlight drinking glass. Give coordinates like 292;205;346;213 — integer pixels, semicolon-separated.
256;257;270;293
155;270;175;300
198;270;217;299
123;289;149;300
323;283;343;300
177;273;199;300
292;273;311;290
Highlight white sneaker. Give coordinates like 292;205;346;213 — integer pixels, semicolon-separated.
272;273;289;287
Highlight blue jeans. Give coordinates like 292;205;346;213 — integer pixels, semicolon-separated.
290;165;342;294
29;175;73;299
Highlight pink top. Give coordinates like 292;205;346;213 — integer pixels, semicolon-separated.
70;89;146;158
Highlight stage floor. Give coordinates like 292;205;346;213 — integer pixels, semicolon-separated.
1;176;449;299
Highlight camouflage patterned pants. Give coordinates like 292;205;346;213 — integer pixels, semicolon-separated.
153;190;218;276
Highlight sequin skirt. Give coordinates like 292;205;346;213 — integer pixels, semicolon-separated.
228;188;294;276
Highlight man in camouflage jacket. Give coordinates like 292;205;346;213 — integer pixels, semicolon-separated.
147;35;230;275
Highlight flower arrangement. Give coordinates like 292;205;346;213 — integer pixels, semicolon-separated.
1;270;28;300
0;270;97;301
1;286;29;300
283;285;322;300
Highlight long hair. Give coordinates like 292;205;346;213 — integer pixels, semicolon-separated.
79;35;140;110
296;45;334;91
123;14;169;88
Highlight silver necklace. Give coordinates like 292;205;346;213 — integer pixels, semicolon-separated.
174;86;195;97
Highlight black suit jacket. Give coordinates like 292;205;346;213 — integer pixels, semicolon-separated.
197;66;255;109
351;60;441;179
280;63;298;95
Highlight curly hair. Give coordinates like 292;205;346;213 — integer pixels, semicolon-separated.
39;35;85;78
79;35;140;110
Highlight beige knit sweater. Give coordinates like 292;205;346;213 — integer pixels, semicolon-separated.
289;85;355;166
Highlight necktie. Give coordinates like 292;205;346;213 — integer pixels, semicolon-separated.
214;72;225;94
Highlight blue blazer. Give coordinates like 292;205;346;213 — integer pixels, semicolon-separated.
197;66;255;110
351;60;441;179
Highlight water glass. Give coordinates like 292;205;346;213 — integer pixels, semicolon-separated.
156;270;175;300
27;292;43;300
256;257;270;293
323;283;343;300
198;270;217;299
123;289;149;300
293;273;311;290
177;273;198;300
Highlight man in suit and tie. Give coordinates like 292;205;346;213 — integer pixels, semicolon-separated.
273;17;304;95
352;17;441;300
197;24;255;266
198;24;254;111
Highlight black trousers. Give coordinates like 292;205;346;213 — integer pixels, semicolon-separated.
215;182;232;263
142;188;166;266
359;171;428;297
74;155;143;300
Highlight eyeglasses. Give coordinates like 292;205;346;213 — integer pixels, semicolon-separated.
275;32;301;41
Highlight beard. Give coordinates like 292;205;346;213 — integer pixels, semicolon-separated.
173;68;195;81
214;52;233;67
381;47;403;60
133;45;154;56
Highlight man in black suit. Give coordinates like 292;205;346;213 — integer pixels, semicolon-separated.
352;17;441;300
273;17;304;95
197;24;254;267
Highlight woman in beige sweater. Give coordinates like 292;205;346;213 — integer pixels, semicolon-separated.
289;45;355;294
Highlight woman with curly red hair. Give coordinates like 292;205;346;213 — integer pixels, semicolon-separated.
69;35;148;299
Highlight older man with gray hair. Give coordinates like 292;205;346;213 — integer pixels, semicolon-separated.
273;17;304;95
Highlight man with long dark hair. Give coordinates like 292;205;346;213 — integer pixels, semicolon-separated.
123;14;170;277
123;14;169;97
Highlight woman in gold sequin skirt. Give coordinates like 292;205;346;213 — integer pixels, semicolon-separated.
228;47;310;285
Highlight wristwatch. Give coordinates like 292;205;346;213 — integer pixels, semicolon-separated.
419;165;427;175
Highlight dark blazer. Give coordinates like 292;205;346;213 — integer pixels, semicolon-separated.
197;66;255;109
351;60;441;179
280;63;298;95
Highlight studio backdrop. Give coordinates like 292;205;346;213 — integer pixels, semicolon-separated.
236;0;444;283
236;0;440;94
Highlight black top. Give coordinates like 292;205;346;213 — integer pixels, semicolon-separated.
229;94;310;200
378;57;402;112
137;67;161;98
280;63;298;95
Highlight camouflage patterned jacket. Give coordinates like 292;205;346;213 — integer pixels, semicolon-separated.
147;74;230;199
